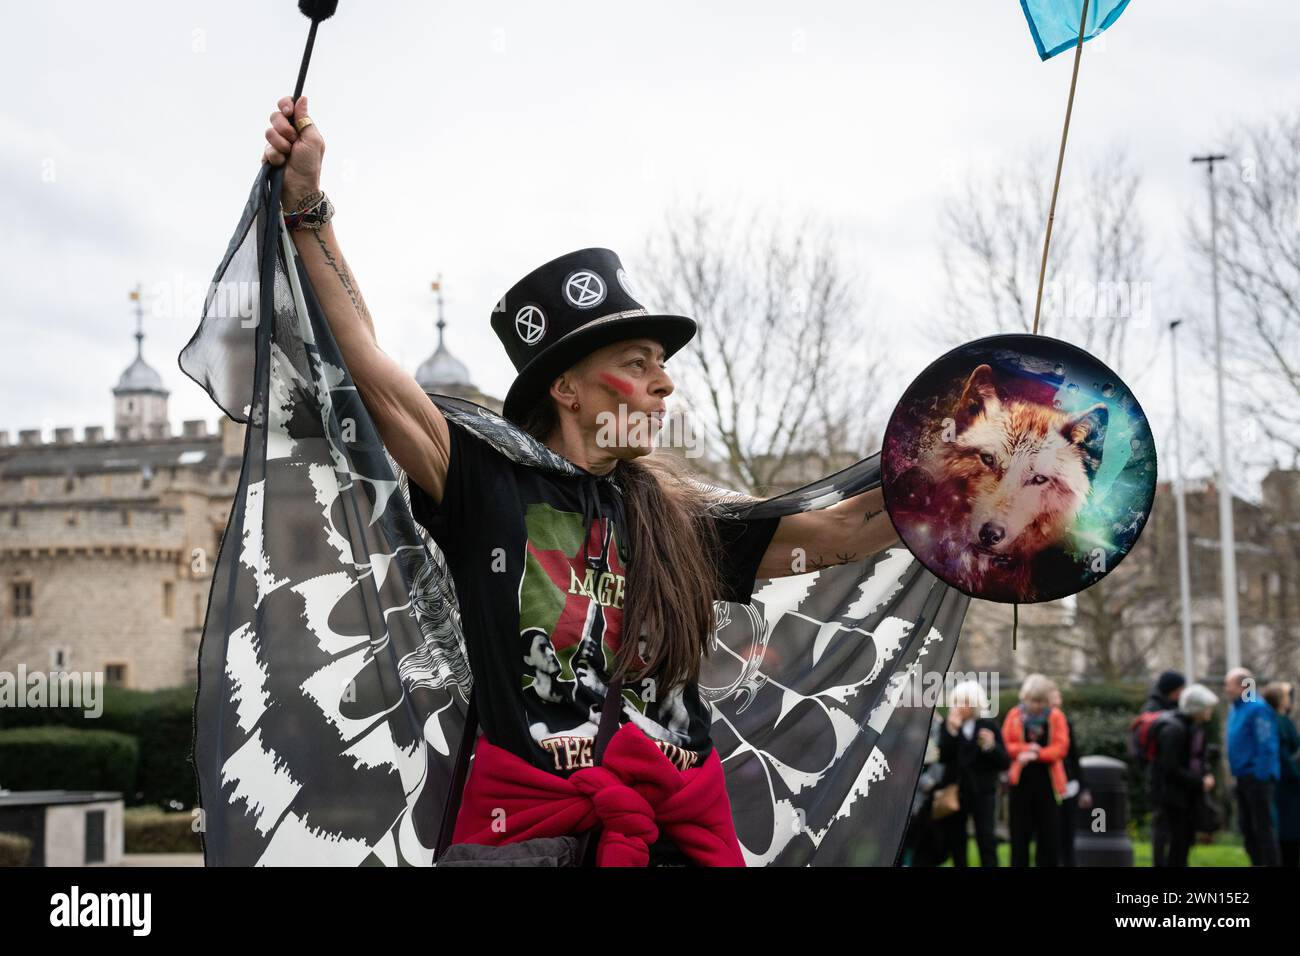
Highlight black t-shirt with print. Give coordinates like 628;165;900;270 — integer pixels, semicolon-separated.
408;418;780;779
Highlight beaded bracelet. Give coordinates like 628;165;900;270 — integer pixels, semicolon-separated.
283;190;334;231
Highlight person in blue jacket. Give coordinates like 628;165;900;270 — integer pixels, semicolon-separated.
1263;681;1300;867
1224;667;1281;866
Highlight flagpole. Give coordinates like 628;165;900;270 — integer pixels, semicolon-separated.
1169;319;1196;680
1030;0;1091;335
1014;0;1091;649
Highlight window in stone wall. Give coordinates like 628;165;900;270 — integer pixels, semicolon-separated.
6;511;16;528
65;511;78;527
162;580;175;619
105;663;127;688
11;581;33;618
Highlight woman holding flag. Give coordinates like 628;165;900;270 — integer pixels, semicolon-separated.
260;93;900;866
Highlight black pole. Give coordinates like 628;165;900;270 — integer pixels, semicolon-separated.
269;2;339;205
292;18;322;102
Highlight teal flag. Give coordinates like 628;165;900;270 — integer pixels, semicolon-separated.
1020;0;1132;60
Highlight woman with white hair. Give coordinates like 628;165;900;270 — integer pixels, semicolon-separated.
937;679;1010;866
1150;683;1218;867
1002;673;1070;866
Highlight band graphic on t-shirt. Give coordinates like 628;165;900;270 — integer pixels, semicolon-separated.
517;501;696;770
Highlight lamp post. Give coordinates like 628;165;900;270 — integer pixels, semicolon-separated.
1191;152;1240;671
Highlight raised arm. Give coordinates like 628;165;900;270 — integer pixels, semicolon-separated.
753;486;900;579
263;95;451;504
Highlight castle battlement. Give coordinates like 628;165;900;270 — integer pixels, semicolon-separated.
0;420;216;448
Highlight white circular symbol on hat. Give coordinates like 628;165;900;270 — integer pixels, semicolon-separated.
615;267;640;301
563;269;607;309
515;305;546;345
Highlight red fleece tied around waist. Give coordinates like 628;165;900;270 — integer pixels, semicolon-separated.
450;722;746;867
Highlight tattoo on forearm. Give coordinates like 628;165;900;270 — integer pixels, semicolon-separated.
807;551;860;571
312;230;375;334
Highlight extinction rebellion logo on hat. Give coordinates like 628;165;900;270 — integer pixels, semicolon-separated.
563;269;607;309
515;304;546;345
488;247;699;425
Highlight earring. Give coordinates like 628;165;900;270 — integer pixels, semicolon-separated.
570;401;580;411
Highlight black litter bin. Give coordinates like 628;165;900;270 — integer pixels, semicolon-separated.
1073;755;1134;866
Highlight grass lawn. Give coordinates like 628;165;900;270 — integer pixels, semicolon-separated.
941;836;1251;867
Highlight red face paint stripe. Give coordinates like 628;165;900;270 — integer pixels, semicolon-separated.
597;372;634;397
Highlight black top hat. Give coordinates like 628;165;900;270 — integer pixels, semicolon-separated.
490;248;697;424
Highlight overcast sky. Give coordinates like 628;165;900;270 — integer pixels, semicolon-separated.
2;1;1297;494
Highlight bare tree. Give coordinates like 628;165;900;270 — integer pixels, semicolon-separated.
1187;111;1300;470
637;196;883;496
936;147;1164;674
936;148;1148;377
1070;557;1182;681
937;153;1077;342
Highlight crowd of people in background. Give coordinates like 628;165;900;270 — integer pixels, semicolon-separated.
903;666;1300;867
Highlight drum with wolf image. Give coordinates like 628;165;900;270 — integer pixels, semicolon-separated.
881;333;1157;604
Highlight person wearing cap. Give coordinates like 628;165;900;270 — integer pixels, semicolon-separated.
1149;683;1218;867
1143;670;1186;713
1139;669;1185;865
261;97;900;866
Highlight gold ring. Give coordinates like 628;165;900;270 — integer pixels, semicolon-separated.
295;116;315;132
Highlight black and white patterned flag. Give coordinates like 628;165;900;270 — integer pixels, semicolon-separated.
180;166;969;866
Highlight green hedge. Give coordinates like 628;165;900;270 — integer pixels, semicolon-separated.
0;832;32;867
994;681;1148;718
0;685;197;808
124;807;204;854
0;726;138;796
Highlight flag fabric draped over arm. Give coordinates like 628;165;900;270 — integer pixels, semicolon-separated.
179;165;970;866
1020;0;1132;60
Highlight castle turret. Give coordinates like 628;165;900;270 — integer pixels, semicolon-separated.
415;276;473;393
414;276;502;411
113;285;169;441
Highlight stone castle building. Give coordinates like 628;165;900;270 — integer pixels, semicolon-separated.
0;289;493;691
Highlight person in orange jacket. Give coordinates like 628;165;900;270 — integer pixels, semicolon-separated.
1002;674;1071;866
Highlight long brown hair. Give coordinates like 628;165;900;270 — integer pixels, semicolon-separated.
518;399;723;695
